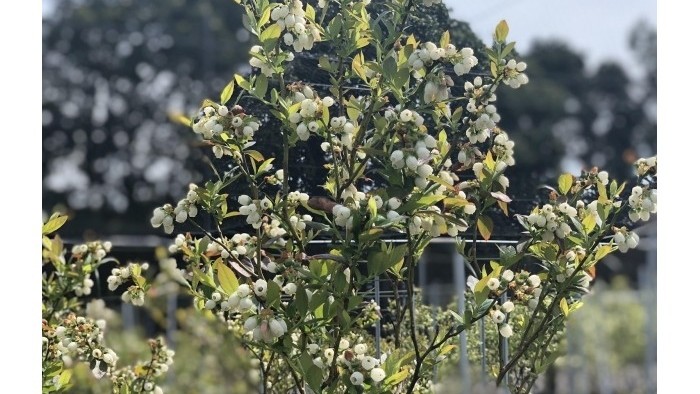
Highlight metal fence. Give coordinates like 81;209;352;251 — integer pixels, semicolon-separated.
78;230;656;394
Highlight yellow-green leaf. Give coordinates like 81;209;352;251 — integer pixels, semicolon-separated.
497;200;509;216
385;367;410;386
245;150;265;162
305;3;316;21
483;151;496;171
439;30;450;48
42;214;68;235
560;298;569;317
258;6;272;28
214;258;239;295
367;195;377;218
322;105;330;126
474;276;490;305
406;34;418;48
597;181;609;203
581;213;597;234
495;20;509;42
168;113;192;127
234;74;250;91
594;244;613;262
220;80;235;105
58;369;72;386
260;23;282;50
439;344;457;356
558;173;574;195
490;61;498;78
352;53;367;82
477;216;493;241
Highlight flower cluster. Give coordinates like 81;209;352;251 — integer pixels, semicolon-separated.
613;228;640;253
332;204;354;228
307;336;387;385
271;0;321;53
110;337;174;394
219;283;258;313
490;300;515;338
463;76;499;144
627;186;657;222
407;41;478;77
150;184;200;233
634;155;657;177
525;203;577;242
238;194;273;229
71;240;112;261
502;58;529;89
288;86;336;141
106;262;150;306
66;241;112;296
44;314;119;379
192;103;261;147
243;306;289;343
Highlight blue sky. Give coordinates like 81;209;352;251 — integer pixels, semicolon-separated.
444;0;656;78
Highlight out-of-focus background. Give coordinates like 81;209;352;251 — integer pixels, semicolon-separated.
42;0;657;392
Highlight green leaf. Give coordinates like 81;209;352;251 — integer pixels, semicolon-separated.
266;280;281;307
253;74;268;99
310;259;330;277
214;258;239;295
299;353;323;392
495;20;509;42
295;284;308;317
318;55;335;72
501;41;516;57
542;243;559;262
477;216;493;241
220;80;235;105
192;266;216;289
382;55;397;81
368;243;407;277
483;151;496;171
448;310;463;324
395;66;410;88
535;350;562;374
42;213;68;235
396;194;445;214
558;173;574;195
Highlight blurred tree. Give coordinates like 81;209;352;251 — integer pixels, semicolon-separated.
42;0;486;236
43;0;254;236
495;25;657;195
